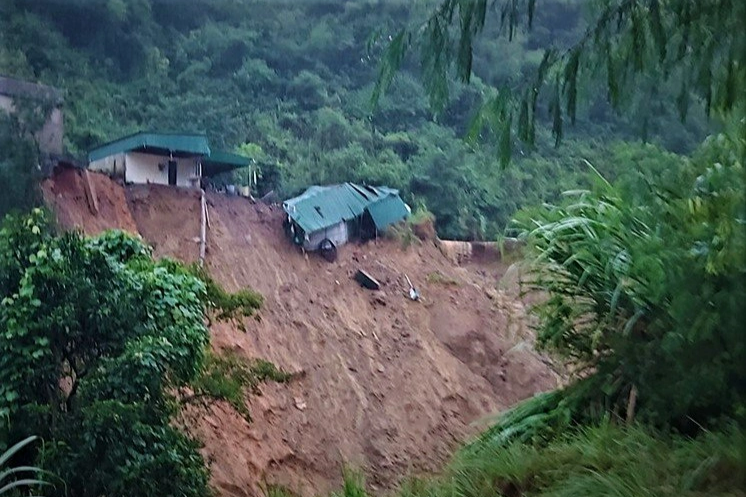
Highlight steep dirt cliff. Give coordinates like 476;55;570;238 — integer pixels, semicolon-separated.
42;170;559;497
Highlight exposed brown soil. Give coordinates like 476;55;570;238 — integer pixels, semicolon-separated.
41;166;138;234
42;170;559;497
126;183;202;261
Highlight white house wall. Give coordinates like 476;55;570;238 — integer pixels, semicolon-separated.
89;152;126;178
304;221;349;250
89;151;200;187
124;152;199;187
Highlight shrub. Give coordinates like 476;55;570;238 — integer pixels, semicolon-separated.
0;210;266;496
512;134;746;430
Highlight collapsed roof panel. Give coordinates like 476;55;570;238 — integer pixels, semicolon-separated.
283;182;408;234
366;195;410;231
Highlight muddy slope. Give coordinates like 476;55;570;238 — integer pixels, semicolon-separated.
43;171;559;497
42;166;138;234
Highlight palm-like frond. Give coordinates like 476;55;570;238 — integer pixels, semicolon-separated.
0;436;49;495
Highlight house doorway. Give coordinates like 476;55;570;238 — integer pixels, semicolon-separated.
168;160;177;186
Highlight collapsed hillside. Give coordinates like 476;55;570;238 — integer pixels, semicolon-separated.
42;169;559;497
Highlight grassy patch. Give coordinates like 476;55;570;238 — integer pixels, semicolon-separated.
332;468;369;497
393;423;746;497
189;264;264;329
426;271;461;286
385;223;420;249
191;350;292;421
262;483;299;497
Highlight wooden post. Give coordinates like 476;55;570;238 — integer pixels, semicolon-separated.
626;384;638;425
199;189;207;266
82;169;99;215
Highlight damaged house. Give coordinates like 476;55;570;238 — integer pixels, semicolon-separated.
283;183;410;251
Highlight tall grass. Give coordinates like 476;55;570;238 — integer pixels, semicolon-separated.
0;436;49;495
393;424;746;497
510;135;746;429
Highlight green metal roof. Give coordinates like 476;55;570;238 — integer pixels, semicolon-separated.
283;182;409;234
202;150;252;177
88;132;211;162
366;195;410;230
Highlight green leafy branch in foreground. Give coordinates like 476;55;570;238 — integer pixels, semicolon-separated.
375;0;744;164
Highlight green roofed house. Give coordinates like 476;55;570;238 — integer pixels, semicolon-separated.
87;131;250;188
283;183;410;251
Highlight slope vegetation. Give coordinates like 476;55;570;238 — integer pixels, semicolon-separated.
42;170;558;497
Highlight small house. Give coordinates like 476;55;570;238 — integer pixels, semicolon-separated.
87;131;249;188
283;182;410;251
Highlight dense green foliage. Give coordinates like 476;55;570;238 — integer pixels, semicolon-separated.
508;133;746;433
0;109;43;219
0;214;272;496
191;350;292;422
0;0;709;238
0;214;211;496
378;0;742;162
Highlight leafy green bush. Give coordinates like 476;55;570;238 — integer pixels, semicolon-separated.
191;350;292;422
401;423;746;497
0;210;213;496
512;133;746;430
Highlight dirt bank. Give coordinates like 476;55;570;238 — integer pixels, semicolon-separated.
43;170;559;497
41;166;138;234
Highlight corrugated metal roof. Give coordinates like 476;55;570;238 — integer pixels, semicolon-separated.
367;195;410;230
88;131;211;162
283;182;408;234
202;150;252;176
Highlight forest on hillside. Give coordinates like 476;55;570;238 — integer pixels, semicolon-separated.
0;0;710;238
1;1;745;497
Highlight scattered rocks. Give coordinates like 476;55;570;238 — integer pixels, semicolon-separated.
294;397;307;411
484;287;498;300
370;291;387;307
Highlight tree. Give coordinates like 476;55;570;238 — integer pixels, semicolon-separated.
0;211;245;496
375;0;745;164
